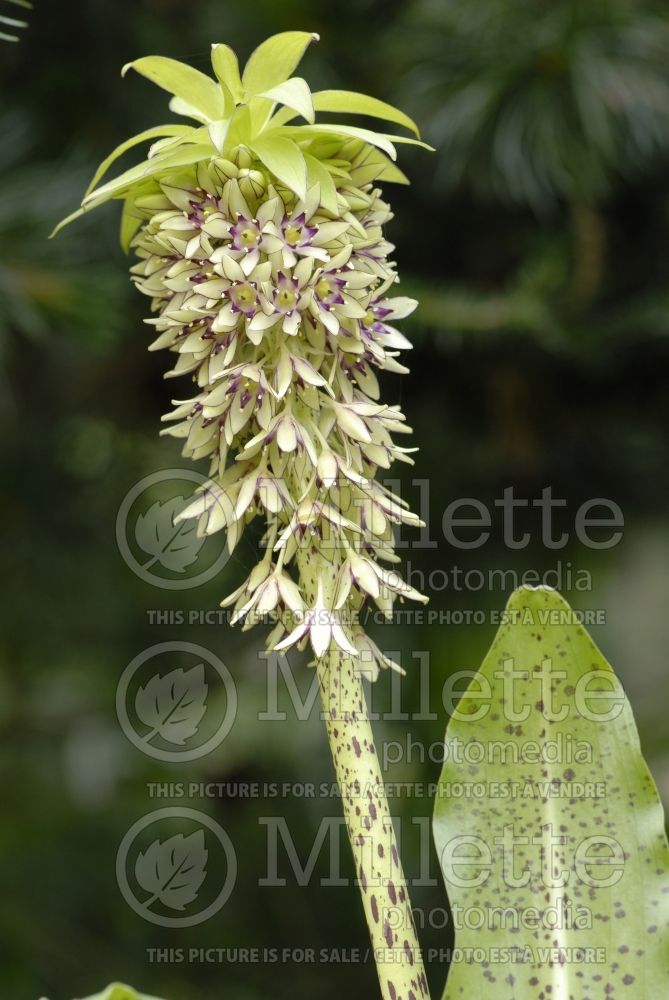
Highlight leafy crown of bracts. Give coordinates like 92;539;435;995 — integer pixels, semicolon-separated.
55;31;432;677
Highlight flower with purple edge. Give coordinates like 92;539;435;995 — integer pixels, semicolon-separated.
228;279;259;317
229;214;263;251
247;259;313;339
187;191;221;227
314;270;346;308
283;212;317;248
279;211;321;264
270;198;351;268
357;294;418;369
362;299;394;332
228;213;283;275
309;268;347;334
271;270;305;335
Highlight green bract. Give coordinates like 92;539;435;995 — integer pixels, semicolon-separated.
54;31;429;242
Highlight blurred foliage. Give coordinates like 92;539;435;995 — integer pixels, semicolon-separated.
394;0;669;209
0;0;31;43
0;114;129;370
1;2;669;1000
383;0;669;349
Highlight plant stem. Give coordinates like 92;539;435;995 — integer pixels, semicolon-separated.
319;649;430;1000
297;549;430;1000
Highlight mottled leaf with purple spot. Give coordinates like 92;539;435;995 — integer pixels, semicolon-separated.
433;585;669;999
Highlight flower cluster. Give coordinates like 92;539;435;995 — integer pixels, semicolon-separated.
57;33;430;677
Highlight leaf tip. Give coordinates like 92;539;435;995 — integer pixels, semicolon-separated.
49;207;85;239
505;583;574;619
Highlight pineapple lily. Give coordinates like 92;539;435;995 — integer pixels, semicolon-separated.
56;32;432;1000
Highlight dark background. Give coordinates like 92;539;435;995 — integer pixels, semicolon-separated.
2;1;669;997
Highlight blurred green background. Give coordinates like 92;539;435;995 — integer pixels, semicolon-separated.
2;1;669;998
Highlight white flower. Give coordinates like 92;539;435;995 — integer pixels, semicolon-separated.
274;581;358;659
223;564;305;627
236;410;317;466
352;630;404;681
335;550;428;611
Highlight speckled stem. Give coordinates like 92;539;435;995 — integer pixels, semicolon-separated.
296;548;430;1000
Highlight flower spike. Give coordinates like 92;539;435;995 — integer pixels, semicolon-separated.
55;33;432;1000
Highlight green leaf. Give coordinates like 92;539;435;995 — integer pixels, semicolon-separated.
122;56;225;122
241;31;319;97
84;125;193;196
259;77;314;125
376;160;410;185
49;207;85;239
249;134;307;201
224;103;252;150
314;90;419;136
350;147;410;187
382;133;434;152
167;96;208;124
433;586;669;999
312;90;419;137
39;985;167;1000
304;153;338;214
207;118;230;154
270;89;421;138
284;123;433;165
211;43;243;103
119;197;144;253
82;144;214;211
278;123;399;161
